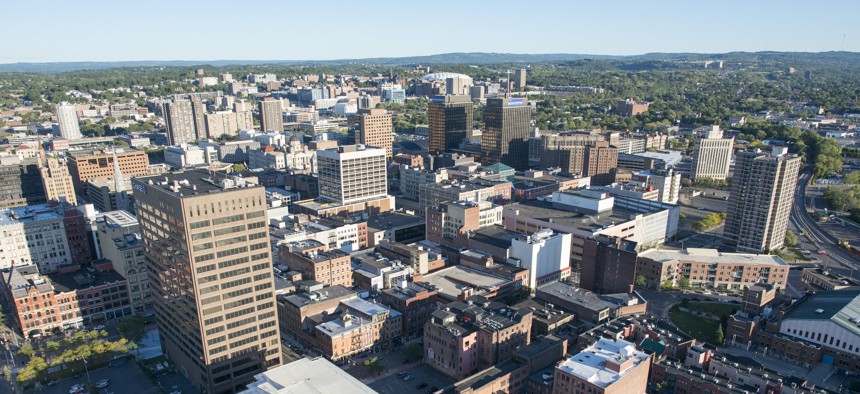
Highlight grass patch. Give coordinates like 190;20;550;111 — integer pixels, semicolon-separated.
684;302;739;319
669;309;722;344
775;247;811;262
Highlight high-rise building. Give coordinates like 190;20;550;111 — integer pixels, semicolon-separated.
584;142;618;186
691;126;734;181
428;95;473;154
260;98;283;132
55;102;82;140
723;147;801;253
514;68;527;90
317;145;387;205
66;148;149;197
40;157;77;206
133;171;281;393
163;100;198;145
581;235;638;294
190;98;208;140
352;108;393;158
0;158;46;209
96;210;152;314
445;76;473;95
204;111;240;139
482;97;532;171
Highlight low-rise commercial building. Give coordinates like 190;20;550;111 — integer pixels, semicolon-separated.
636;248;790;291
553;337;650;394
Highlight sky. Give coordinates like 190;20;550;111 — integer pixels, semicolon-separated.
4;0;860;63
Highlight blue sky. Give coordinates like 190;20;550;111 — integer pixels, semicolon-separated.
5;0;859;62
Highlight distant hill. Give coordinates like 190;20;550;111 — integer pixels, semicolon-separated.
0;51;858;73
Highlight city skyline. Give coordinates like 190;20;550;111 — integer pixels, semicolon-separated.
4;0;860;63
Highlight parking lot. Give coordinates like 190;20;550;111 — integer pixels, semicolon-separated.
28;361;158;394
368;362;454;394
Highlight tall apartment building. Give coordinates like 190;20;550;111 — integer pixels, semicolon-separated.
0;204;72;272
164;100;198;145
39;157;77;206
191;99;208;140
133;171;281;393
260;98;283;132
67;149;150;196
0;158;46;209
552;338;651;394
317;145;387;205
691;126;734;181
482;98;532;171
636;169;681;204
204;111;240;139
723;147;802;253
352;108;393;158
96;210;152;314
584;142;618;186
55;102;82;140
428;95;474;154
513;68;527;90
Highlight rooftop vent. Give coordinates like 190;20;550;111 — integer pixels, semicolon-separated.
815;308;824;314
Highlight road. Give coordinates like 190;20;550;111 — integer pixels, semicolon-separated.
790;171;860;268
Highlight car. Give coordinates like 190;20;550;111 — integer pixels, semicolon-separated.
819;251;828;255
93;324;106;330
701;290;712;295
716;292;727;296
403;375;414;381
417;382;428;389
96;379;110;388
397;372;408;377
69;384;86;394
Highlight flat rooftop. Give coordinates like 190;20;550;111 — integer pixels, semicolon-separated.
0;204;63;227
557;338;650;388
454;360;524;392
506;200;637;233
48;269;127;293
341;297;400;319
280;285;355;309
418;265;510;300
784;291;860;336
470;226;522;250
241;357;375;394
638;248;789;266
101;210;138;227
134;169;259;197
366;211;425;230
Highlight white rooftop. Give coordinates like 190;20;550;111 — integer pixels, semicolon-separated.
639;248;789;266
241;357;377;394
557;338;649;388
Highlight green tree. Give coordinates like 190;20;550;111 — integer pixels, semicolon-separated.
660;280;674;290
844;171;860;185
16;356;47;383
18;344;35;360
403;344;422;362
785;230;798;247
363;357;385;376
679;277;691;290
117;317;146;342
635;275;647;288
45;341;61;352
714;324;725;345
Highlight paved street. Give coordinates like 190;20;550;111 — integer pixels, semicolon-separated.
26;361;157;394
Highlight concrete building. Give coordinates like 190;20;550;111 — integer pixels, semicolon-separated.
165;144;208;169
39;157;77;206
133;171;281;393
445;75;474;96
424;296;533;380
260;98;284;132
0;204;73;273
96;210;152;314
777;291;860;358
615;99;649;117
722;147;802;253
426;200;504;250
636;248;790;291
510;229;572;289
200;140;261;164
0;158;46;209
691;126;734;181
241;357;375;394
204;111;244;139
55;102;82;140
514;68;527;90
66;148;149;196
429;95;474;154
3;265;132;337
164;100;198;145
381;282;438;340
351;108;393;158
581;235;638;294
538;131;608;171
317;145;387;205
482;98;532;171
552;338;650;394
85;177;133;213
419;179;512;213
636;169;681;204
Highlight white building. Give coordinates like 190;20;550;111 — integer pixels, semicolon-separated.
691;126;734;181
164;144;209;169
638;169;681;204
54;102;82;140
553;338;651;394
0;204;72;273
778;291;860;357
317;145;387;205
241;357;375;394
333;102;358;117
510;229;572;289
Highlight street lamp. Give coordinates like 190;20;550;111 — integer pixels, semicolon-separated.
78;357;91;384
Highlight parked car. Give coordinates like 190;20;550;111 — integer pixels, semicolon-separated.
96;379;110;388
403;374;414;381
93;324;106;330
69;384;86;394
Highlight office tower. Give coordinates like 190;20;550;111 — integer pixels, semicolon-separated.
190;98;208;139
723;147;802;253
54;102;82;140
691;126;734;181
352;108;393;158
514;68;527;90
0;158;46;209
66;148;149;196
482;97;532;171
428;95;473;154
164;100;197;145
581;235;638;294
584;142;619;186
40;157;77;206
133;171;281;393
445;76;472;95
317;145;387;205
260;98;283;132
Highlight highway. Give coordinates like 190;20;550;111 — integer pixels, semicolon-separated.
790;171;860;268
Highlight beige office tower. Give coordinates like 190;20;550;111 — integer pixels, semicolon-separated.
164;100;198;145
39;157;77;205
514;68;527;90
353;108;393;158
445;76;473;96
317;145;387;204
691;126;733;181
259;98;283;132
190;98;208;140
133;171;281;394
723;147;802;254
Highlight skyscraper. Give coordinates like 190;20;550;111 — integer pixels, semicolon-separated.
723;147;802;253
352;108;393;158
482;97;532;171
317;145;387;205
428;95;473;154
514;68;527;90
133;171;281;393
691;126;734;181
164;100;198;145
260;98;283;132
55;102;82;140
39;157;77;206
